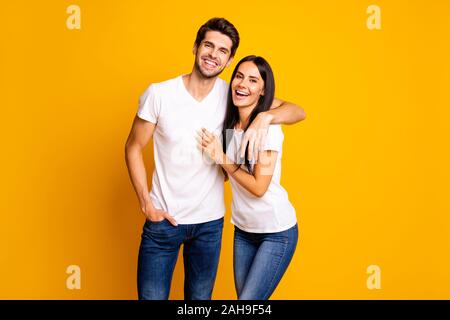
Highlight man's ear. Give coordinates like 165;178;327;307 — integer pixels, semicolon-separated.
225;56;234;68
192;44;198;55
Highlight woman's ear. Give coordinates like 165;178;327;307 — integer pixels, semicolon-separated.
261;89;265;96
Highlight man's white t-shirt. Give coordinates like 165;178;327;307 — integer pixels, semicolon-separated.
137;75;228;224
225;125;297;233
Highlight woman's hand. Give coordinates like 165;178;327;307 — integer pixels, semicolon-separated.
197;128;224;164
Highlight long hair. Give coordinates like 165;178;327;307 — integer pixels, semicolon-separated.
222;55;275;173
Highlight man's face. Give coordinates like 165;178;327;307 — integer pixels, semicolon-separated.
193;30;234;78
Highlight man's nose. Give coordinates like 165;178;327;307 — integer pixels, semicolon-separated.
209;49;218;59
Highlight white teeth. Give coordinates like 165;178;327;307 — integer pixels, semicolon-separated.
204;59;217;66
236;90;249;96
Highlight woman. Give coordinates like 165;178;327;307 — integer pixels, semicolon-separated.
197;55;299;300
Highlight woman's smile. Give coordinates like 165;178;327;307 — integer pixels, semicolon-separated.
231;61;265;108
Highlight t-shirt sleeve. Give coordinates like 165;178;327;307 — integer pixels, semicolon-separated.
262;125;284;152
136;84;160;124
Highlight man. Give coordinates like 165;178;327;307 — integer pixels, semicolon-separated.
125;17;306;300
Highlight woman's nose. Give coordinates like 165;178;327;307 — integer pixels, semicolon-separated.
238;79;249;88
236;82;247;90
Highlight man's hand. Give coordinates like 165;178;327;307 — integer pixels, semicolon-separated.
240;112;274;162
141;200;178;226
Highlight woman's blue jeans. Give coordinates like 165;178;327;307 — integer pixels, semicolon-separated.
233;224;298;300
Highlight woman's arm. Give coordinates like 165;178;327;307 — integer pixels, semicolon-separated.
197;128;277;197
220;150;277;197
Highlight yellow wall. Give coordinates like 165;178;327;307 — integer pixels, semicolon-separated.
1;0;449;299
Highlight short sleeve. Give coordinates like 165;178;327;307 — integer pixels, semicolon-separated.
262;125;283;152
136;84;160;124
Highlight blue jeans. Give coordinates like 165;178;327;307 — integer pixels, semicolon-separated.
137;217;224;300
233;224;298;300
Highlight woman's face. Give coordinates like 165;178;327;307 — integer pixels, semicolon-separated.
231;61;265;109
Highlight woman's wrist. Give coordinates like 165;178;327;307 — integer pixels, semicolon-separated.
220;154;237;173
218;153;228;166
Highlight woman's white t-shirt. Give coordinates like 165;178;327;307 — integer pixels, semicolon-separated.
225;125;297;233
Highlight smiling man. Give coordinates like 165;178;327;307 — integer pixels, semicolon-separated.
124;18;305;300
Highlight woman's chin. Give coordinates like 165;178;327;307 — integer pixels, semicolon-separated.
233;100;254;108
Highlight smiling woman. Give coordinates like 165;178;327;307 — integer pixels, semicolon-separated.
199;55;299;300
232;63;266;111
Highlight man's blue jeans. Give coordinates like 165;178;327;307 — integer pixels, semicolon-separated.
137;217;224;300
233;224;298;300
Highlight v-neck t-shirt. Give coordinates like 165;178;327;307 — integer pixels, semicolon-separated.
137;75;228;224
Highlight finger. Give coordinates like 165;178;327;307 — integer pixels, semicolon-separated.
201;128;210;138
199;130;214;145
259;130;267;152
240;134;249;158
203;134;212;143
195;135;205;152
196;135;210;148
163;213;178;226
253;132;261;162
196;130;206;140
149;210;166;222
202;128;214;140
198;142;208;151
196;130;208;143
246;129;258;161
248;136;254;161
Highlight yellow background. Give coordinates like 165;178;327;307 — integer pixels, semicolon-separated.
1;0;449;299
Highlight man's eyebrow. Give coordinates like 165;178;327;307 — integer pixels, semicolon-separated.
203;40;230;53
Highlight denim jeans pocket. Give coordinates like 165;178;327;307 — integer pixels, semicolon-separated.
144;219;178;238
145;218;166;226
